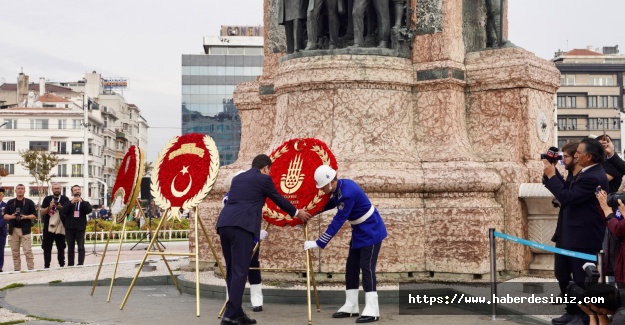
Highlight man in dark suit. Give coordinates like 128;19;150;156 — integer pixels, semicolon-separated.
544;137;609;325
61;185;93;266
216;154;312;325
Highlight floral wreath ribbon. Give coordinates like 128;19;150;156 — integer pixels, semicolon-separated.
151;133;220;220
263;138;338;227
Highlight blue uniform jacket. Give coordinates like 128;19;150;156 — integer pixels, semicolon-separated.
216;168;297;239
0;201;7;237
316;179;387;249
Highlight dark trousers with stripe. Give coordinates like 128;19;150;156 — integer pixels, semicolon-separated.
219;226;254;319
345;242;382;292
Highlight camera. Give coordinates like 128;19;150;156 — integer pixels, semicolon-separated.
73;193;80;198
607;192;625;209
15;207;21;220
540;146;563;164
566;263;600;304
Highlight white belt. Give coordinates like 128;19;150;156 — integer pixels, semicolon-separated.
349;206;375;225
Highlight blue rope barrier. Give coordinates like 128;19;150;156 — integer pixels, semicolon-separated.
493;231;596;262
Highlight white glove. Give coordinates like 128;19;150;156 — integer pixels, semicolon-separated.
260;230;268;241
304;241;319;250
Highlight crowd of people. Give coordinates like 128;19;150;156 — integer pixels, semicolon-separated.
544;135;625;325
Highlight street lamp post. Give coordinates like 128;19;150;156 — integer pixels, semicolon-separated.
94;178;108;208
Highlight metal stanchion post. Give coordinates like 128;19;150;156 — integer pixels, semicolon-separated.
489;228;497;321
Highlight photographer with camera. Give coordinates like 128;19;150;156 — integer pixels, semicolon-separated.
597;190;625;289
61;185;92;266
544;138;610;325
578;283;625;325
546;142;583;324
2;184;37;271
596;135;625;194
40;183;69;268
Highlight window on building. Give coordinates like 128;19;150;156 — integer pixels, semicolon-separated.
558;117;566;130
29;141;49;150
612;118;621;130
568;97;577;108
600;96;609;108
57;141;67;154
209;47;227;55
30;119;49;129
73;119;83;129
557;97;566;108
588;96;598;108
88;165;93;177
589;77;614;86
71;164;83;177
3;119;18;129
71;142;83;154
1;141;15;151
29;186;47;197
587;118;598;130
1;187;15;197
569;119;577;130
560;76;575;86
0;164;15;174
58;119;67;129
612;96;620;108
57;164;67;177
614;139;622;153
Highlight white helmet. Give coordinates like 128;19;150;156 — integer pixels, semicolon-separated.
314;165;336;189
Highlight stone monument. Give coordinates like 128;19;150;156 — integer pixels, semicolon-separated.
195;0;560;279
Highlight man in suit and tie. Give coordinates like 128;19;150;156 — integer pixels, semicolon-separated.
543;137;609;325
216;154;312;325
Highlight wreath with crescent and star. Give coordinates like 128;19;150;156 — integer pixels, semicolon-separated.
151;133;220;220
110;145;144;224
263;138;338;227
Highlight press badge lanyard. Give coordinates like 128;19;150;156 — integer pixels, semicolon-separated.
74;201;81;218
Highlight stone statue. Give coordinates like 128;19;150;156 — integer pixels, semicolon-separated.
305;0;340;50
391;0;406;29
352;0;391;48
485;0;506;48
279;0;307;53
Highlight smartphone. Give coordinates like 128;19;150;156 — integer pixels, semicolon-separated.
596;186;602;194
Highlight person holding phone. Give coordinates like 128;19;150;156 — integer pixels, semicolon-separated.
597;190;625;289
2;184;37;271
61;185;92;266
40;183;70;268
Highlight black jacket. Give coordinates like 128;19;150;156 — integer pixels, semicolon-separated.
4;197;36;235
61;199;93;231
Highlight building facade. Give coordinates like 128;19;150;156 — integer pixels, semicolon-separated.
181;35;263;166
553;46;625;151
0;71;148;206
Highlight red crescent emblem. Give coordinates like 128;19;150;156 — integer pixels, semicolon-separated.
154;133;217;209
264;138;338;227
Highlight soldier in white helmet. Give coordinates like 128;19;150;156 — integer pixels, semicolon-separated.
304;165;387;323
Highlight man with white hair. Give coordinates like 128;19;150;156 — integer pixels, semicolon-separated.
305;165;387;323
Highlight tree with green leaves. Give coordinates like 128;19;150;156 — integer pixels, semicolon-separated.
18;149;59;234
143;161;153;177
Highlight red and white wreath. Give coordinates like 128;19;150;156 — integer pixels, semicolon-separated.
263;138;338;227
110;146;144;224
151;133;219;220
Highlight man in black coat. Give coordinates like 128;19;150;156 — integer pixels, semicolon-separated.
544;137;609;325
40;183;70;268
61;185;92;266
216;154;312;325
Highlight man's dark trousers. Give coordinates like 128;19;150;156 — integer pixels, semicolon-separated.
42;229;65;268
220;226;254;319
65;229;86;266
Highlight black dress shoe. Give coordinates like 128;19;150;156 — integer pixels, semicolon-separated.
252;306;263;312
238;313;257;325
332;312;359;318
356;316;379;323
220;317;240;325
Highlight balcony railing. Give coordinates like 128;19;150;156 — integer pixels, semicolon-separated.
71;173;84;177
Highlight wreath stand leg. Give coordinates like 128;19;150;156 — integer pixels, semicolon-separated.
90;208;132;301
304;222;321;313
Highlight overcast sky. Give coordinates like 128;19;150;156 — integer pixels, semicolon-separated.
0;0;623;162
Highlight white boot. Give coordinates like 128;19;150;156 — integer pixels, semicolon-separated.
250;284;263;311
332;289;360;318
356;291;379;323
